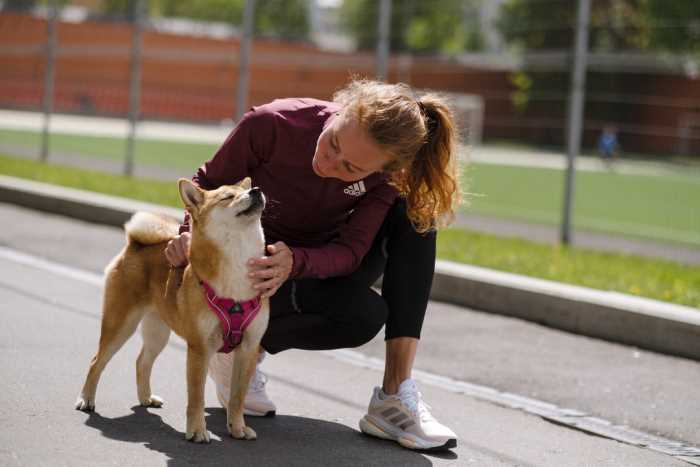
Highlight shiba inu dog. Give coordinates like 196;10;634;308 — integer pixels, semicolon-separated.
75;177;269;443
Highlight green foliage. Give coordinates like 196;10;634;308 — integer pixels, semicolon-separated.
101;0;309;40
341;0;484;54
254;0;309;40
1;0;37;12
496;0;699;54
646;0;700;54
508;72;532;113
3;0;71;12
159;0;244;25
495;0;699;117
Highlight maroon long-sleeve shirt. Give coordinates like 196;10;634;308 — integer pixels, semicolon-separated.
180;98;398;279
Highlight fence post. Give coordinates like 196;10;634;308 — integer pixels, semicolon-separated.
236;0;256;122
560;0;590;245
124;0;144;177
40;0;58;163
376;0;392;81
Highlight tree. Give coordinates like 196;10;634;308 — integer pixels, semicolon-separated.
254;0;308;40
496;0;648;52
1;0;37;12
100;0;143;22
496;0;699;54
646;0;700;55
341;0;484;54
495;0;700;144
159;0;244;25
102;0;309;40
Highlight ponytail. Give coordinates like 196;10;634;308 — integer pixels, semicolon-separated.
389;95;461;233
334;79;462;233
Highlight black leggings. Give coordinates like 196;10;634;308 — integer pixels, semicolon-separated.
261;199;436;354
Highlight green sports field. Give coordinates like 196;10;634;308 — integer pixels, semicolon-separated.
0;154;700;307
2;128;699;247
465;163;700;246
1;153;698;308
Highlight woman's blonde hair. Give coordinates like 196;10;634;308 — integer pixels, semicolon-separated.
334;79;462;233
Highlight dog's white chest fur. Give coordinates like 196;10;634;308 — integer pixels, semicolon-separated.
207;218;265;300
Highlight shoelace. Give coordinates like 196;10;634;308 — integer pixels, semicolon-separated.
249;367;268;393
398;385;435;423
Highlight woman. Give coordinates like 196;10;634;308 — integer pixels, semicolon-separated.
166;79;461;451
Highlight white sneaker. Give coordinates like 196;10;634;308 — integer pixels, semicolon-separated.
209;351;277;417
359;379;457;451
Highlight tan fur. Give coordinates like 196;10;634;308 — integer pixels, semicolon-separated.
125;212;180;245
76;177;269;443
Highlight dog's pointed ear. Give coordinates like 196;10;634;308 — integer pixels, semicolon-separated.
178;179;204;213
239;177;252;190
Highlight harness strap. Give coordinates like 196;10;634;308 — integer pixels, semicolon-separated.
200;281;262;353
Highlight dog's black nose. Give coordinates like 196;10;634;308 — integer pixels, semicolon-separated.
249;187;264;205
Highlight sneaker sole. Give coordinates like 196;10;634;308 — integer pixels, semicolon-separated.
217;389;276;418
359;415;457;451
244;409;276;417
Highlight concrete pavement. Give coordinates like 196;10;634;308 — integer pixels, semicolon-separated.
2;110;700;464
0;218;694;466
2;175;698;363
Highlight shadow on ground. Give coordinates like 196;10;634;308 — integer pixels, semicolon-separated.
83;406;456;466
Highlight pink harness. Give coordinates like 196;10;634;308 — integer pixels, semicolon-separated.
200;281;262;353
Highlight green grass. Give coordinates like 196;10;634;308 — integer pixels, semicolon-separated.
1;153;698;308
465;164;700;246
3;128;699;246
0;152;182;207
0;128;213;171
438;228;699;308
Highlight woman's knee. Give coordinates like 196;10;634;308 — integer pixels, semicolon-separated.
351;292;388;346
326;284;388;347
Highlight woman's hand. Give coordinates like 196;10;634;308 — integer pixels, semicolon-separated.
248;242;293;299
165;232;191;267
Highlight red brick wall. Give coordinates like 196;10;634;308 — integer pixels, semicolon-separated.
1;12;698;155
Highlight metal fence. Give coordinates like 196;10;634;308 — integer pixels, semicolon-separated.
0;0;698;246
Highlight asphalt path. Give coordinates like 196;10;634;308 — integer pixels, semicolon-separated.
0;203;697;466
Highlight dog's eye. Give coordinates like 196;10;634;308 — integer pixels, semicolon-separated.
220;195;235;202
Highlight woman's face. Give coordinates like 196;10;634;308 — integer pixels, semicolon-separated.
312;113;391;182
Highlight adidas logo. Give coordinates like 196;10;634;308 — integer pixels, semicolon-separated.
343;180;367;196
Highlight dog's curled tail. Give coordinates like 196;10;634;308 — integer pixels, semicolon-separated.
125;212;180;245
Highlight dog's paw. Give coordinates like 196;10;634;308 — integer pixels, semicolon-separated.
75;395;95;412
229;424;257;440
139;394;164;408
185;429;211;443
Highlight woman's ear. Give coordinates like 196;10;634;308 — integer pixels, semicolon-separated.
178;179;204;214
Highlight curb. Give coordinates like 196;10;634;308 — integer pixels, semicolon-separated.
0;175;183;225
2;175;699;361
432;261;700;361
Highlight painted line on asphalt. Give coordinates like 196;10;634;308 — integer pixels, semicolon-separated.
2;245;699;464
0;246;104;287
327;349;700;464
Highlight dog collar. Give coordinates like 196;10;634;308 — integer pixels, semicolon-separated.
200;281;262;353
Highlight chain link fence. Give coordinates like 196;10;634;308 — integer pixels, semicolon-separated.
0;0;698;247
